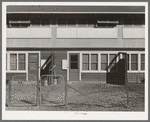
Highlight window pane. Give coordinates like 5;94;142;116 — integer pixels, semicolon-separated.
88;18;96;27
41;18;50;26
134;18;142;26
127;54;129;70
82;54;89;70
68;18;76;27
78;18;86;27
71;63;78;69
82;63;89;70
91;54;98;70
19;54;26;70
82;54;89;62
131;63;138;70
131;54;138;63
91;63;98;70
101;54;108;63
131;54;138;70
71;55;78;61
141;54;145;62
6;54;7;70
141;54;145;70
124;18;133;25
109;54;116;63
101;63;107;70
101;54;108;70
91;54;98;62
10;54;17;70
141;63;145;70
109;54;116;70
58;18;66;27
31;18;40;27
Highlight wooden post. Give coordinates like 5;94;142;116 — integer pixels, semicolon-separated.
65;79;67;110
37;80;40;106
125;53;129;106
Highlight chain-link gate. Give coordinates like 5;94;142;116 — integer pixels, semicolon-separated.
7;75;37;107
39;75;66;108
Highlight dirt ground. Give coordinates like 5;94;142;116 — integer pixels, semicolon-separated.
6;82;144;111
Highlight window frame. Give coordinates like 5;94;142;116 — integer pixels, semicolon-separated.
123;17;145;28
6;52;27;73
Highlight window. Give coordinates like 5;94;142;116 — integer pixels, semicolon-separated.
68;18;76;27
70;55;78;69
91;54;98;70
88;18;96;27
141;54;145;70
6;53;26;71
58;18;67;27
18;54;26;70
127;54;129;70
124;18;133;26
131;54;138;70
109;54;116;70
101;54;108;71
82;54;89;70
10;54;17;70
31;18;40;27
78;18;86;27
41;18;50;27
6;54;7;70
134;18;143;26
124;18;144;27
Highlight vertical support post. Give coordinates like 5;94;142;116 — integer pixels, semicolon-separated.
65;79;67;110
8;81;11;106
136;74;138;93
51;52;54;84
37;78;40;106
125;53;129;106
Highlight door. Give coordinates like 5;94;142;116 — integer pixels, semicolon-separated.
69;53;79;81
28;53;39;81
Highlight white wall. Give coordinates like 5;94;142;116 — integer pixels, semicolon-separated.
7;28;51;38
123;28;145;38
57;28;118;38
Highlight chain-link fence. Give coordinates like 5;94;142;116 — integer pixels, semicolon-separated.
39;75;66;108
7;75;37;107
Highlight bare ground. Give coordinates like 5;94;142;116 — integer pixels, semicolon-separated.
6;82;144;111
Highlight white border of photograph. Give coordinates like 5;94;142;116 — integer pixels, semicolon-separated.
2;2;148;120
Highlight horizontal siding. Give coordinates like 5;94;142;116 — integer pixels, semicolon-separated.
41;50;67;81
127;73;145;83
6;73;26;82
81;72;145;83
81;73;106;81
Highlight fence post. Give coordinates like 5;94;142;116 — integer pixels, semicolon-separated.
65;80;67;110
125;53;129;106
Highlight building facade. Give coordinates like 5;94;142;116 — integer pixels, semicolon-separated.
6;5;145;83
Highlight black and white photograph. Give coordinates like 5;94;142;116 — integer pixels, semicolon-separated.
2;2;148;120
